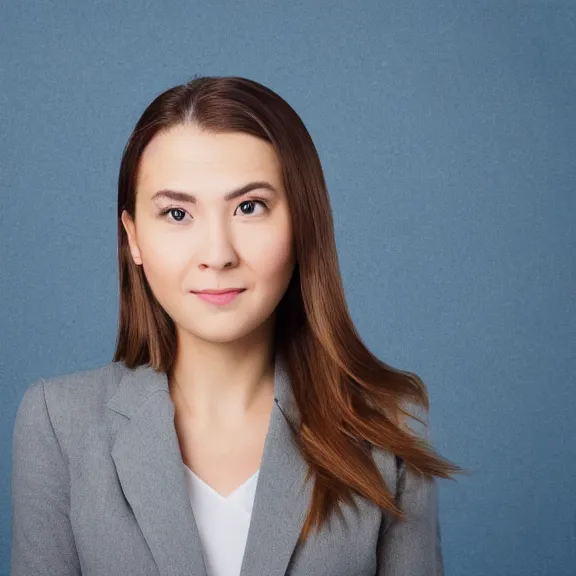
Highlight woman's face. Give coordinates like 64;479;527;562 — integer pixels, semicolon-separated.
121;123;295;345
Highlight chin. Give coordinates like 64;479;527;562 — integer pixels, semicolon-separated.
176;309;275;346
196;332;246;344
186;323;262;345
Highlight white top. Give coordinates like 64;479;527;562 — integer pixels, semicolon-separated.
183;463;259;576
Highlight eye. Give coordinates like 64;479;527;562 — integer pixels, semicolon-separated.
159;207;190;223
158;199;268;223
234;199;268;216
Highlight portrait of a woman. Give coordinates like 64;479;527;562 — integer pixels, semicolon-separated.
11;76;462;576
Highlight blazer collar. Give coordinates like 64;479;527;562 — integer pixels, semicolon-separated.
107;351;311;576
107;350;300;427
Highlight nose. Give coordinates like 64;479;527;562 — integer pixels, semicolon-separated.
196;218;239;270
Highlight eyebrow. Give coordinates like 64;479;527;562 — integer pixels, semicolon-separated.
150;181;279;204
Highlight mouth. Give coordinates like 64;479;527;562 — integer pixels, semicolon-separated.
191;288;245;305
193;288;245;295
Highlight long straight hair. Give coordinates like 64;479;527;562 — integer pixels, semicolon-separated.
113;75;463;542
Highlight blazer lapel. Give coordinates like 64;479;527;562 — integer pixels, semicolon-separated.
239;353;313;576
107;352;313;576
108;365;208;576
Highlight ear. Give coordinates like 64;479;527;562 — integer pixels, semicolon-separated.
120;210;142;265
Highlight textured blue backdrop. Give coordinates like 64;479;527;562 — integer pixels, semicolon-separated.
1;1;574;575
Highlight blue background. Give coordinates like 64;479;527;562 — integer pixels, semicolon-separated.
1;1;574;574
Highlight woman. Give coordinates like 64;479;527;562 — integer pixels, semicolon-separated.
11;76;462;576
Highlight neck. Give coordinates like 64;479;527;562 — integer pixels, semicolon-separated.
169;323;276;427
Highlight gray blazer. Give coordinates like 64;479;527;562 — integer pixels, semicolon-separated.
10;354;444;576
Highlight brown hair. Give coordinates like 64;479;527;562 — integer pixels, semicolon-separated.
113;75;464;542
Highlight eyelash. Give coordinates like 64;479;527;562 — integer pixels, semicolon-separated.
158;199;269;223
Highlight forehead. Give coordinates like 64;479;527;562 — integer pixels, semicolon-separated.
137;124;282;194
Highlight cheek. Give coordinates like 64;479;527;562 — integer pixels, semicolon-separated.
139;235;186;286
242;227;295;283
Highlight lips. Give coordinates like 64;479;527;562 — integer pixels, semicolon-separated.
192;289;245;305
193;289;244;295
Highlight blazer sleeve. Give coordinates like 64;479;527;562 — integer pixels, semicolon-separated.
376;457;444;575
10;379;82;576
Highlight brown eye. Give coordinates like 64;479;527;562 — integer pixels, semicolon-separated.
159;207;190;222
240;201;256;214
235;199;268;216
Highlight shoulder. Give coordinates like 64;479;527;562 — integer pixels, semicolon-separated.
368;401;436;508
16;361;130;437
41;361;126;405
370;444;402;498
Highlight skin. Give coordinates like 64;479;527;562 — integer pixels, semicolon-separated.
121;124;296;495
